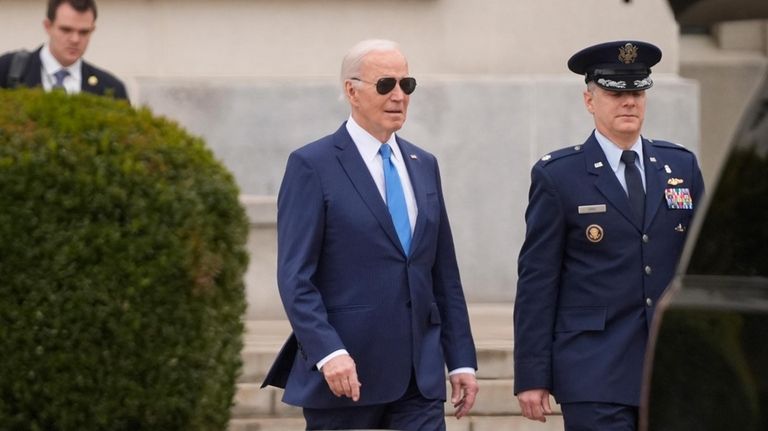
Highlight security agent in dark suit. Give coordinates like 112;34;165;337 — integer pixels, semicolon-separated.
261;39;478;430
0;0;127;101
514;41;704;430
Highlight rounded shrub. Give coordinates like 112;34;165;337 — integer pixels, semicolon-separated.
0;89;249;430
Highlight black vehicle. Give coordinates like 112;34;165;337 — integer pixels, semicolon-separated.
640;1;768;430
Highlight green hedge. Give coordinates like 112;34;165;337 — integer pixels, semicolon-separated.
0;89;249;430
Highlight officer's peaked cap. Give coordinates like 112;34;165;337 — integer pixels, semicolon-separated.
568;40;662;92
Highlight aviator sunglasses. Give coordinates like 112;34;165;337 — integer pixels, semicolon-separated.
351;77;417;95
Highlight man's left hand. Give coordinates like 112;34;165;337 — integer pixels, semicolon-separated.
449;372;478;419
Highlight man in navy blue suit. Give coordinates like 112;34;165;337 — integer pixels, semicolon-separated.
514;41;704;430
262;39;478;430
0;0;127;101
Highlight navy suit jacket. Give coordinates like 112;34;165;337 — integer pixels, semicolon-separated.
514;132;704;406
262;123;477;409
0;47;128;101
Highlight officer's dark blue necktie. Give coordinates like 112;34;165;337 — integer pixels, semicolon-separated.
52;69;69;90
621;150;645;225
380;144;411;254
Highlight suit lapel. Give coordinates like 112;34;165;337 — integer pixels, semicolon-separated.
398;137;427;255
334;125;406;255
642;138;665;229
584;134;642;231
22;47;44;88
81;62;101;95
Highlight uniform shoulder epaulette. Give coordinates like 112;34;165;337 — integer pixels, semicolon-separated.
646;138;693;153
537;145;585;166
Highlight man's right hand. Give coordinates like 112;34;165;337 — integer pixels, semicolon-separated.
517;388;552;422
320;354;362;402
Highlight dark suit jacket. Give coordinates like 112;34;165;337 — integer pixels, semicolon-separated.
0;46;128;101
262;123;477;409
514;132;704;406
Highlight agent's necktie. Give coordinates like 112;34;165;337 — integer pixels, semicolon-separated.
380;144;411;254
52;69;69;91
621;150;645;225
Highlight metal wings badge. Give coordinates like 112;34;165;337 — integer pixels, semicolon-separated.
619;43;638;64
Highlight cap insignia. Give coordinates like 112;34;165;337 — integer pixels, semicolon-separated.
634;78;652;88
597;78;626;89
618;43;638;64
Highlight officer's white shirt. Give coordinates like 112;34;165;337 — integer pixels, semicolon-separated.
40;44;82;94
594;129;647;193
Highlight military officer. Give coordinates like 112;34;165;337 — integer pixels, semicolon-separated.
513;40;705;430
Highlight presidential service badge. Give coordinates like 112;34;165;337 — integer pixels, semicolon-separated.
586;224;604;243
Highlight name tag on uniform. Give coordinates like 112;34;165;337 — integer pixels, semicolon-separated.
578;204;607;214
665;188;693;209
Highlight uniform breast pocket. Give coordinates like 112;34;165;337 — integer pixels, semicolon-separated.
555;306;607;333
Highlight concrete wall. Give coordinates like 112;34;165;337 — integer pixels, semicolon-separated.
2;0;679;89
221;76;699;318
3;0;704;317
679;21;768;188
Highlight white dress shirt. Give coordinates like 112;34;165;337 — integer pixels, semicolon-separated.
39;44;82;94
346;116;418;232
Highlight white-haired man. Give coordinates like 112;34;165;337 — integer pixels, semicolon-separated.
262;39;479;430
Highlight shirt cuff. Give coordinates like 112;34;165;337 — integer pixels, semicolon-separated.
448;367;476;376
317;349;349;371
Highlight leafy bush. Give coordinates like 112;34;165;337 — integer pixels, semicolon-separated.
0;89;249;430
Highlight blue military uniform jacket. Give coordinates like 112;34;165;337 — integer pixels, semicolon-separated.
514;131;704;406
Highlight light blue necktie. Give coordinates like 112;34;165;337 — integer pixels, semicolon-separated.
52;69;69;90
380;144;411;254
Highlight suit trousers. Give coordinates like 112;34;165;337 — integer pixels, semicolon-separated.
561;402;638;431
302;372;445;431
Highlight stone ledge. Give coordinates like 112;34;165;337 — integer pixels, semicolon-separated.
235;379;561;418
240;195;276;226
229;415;565;431
239;346;513;384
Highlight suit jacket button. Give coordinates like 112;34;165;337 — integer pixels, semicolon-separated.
405;300;412;309
644;265;652;275
646;297;653;307
642;234;649;243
